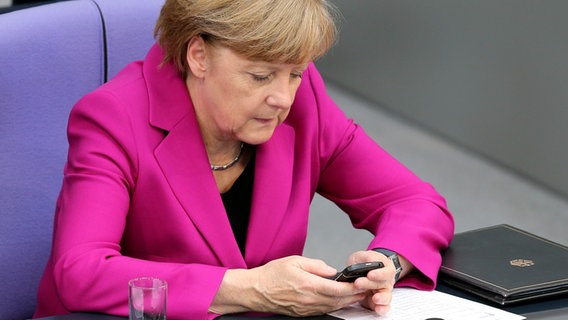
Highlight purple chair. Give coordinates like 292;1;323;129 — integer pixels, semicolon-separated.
0;0;161;318
93;0;164;80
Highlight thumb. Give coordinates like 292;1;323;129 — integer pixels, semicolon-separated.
299;258;337;278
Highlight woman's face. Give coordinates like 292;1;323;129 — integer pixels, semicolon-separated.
187;38;307;146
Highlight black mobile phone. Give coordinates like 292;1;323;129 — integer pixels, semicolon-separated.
328;261;384;282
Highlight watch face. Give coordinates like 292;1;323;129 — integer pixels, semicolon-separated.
373;249;402;281
391;256;402;281
391;255;402;269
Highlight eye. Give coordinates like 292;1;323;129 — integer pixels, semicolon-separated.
291;72;303;80
250;73;271;82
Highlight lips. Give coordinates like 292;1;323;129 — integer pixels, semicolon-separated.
254;117;275;124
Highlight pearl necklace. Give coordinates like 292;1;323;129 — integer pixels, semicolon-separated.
210;142;245;171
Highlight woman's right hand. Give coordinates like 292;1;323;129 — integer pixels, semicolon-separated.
209;255;367;317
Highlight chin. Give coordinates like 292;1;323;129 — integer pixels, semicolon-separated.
246;137;271;145
244;130;275;145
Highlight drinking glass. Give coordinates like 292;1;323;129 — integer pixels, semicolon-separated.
129;277;167;320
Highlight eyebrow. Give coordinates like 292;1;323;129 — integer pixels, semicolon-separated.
245;59;308;71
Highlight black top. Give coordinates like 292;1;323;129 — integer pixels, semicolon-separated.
221;153;255;256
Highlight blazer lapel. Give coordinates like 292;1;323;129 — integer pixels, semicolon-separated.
154;113;246;268
245;124;295;266
144;44;245;268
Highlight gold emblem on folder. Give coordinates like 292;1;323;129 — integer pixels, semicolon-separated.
510;259;534;267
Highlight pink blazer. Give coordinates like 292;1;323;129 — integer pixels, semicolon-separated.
35;43;454;319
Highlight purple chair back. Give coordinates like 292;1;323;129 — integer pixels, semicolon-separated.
93;0;164;80
0;0;162;318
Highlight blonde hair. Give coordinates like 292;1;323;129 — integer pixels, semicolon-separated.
155;0;339;76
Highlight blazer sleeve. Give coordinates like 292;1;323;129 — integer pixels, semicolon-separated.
303;64;454;289
47;90;225;320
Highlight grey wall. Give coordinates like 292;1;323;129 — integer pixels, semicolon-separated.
316;0;568;198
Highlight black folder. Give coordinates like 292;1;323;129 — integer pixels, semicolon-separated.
439;224;568;305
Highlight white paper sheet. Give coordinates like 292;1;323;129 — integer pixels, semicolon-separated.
329;288;526;320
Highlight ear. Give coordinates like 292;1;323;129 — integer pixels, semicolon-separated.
186;35;208;78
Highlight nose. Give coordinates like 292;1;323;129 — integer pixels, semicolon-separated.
266;76;296;109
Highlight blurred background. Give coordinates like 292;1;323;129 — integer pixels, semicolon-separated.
306;0;568;268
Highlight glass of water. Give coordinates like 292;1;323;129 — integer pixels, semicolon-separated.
129;277;167;320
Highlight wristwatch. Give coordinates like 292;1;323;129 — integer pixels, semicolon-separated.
373;248;403;282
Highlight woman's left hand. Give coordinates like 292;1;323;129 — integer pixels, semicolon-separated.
346;250;396;316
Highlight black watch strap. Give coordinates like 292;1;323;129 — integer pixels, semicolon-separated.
373;248;403;282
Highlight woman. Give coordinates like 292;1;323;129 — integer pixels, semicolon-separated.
35;0;454;319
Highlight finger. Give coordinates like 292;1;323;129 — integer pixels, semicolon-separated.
346;250;375;265
363;268;395;284
298;257;338;278
337;291;369;309
359;290;392;316
311;271;373;302
347;250;392;266
353;277;392;292
371;290;392;316
372;301;391;316
349;266;395;293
